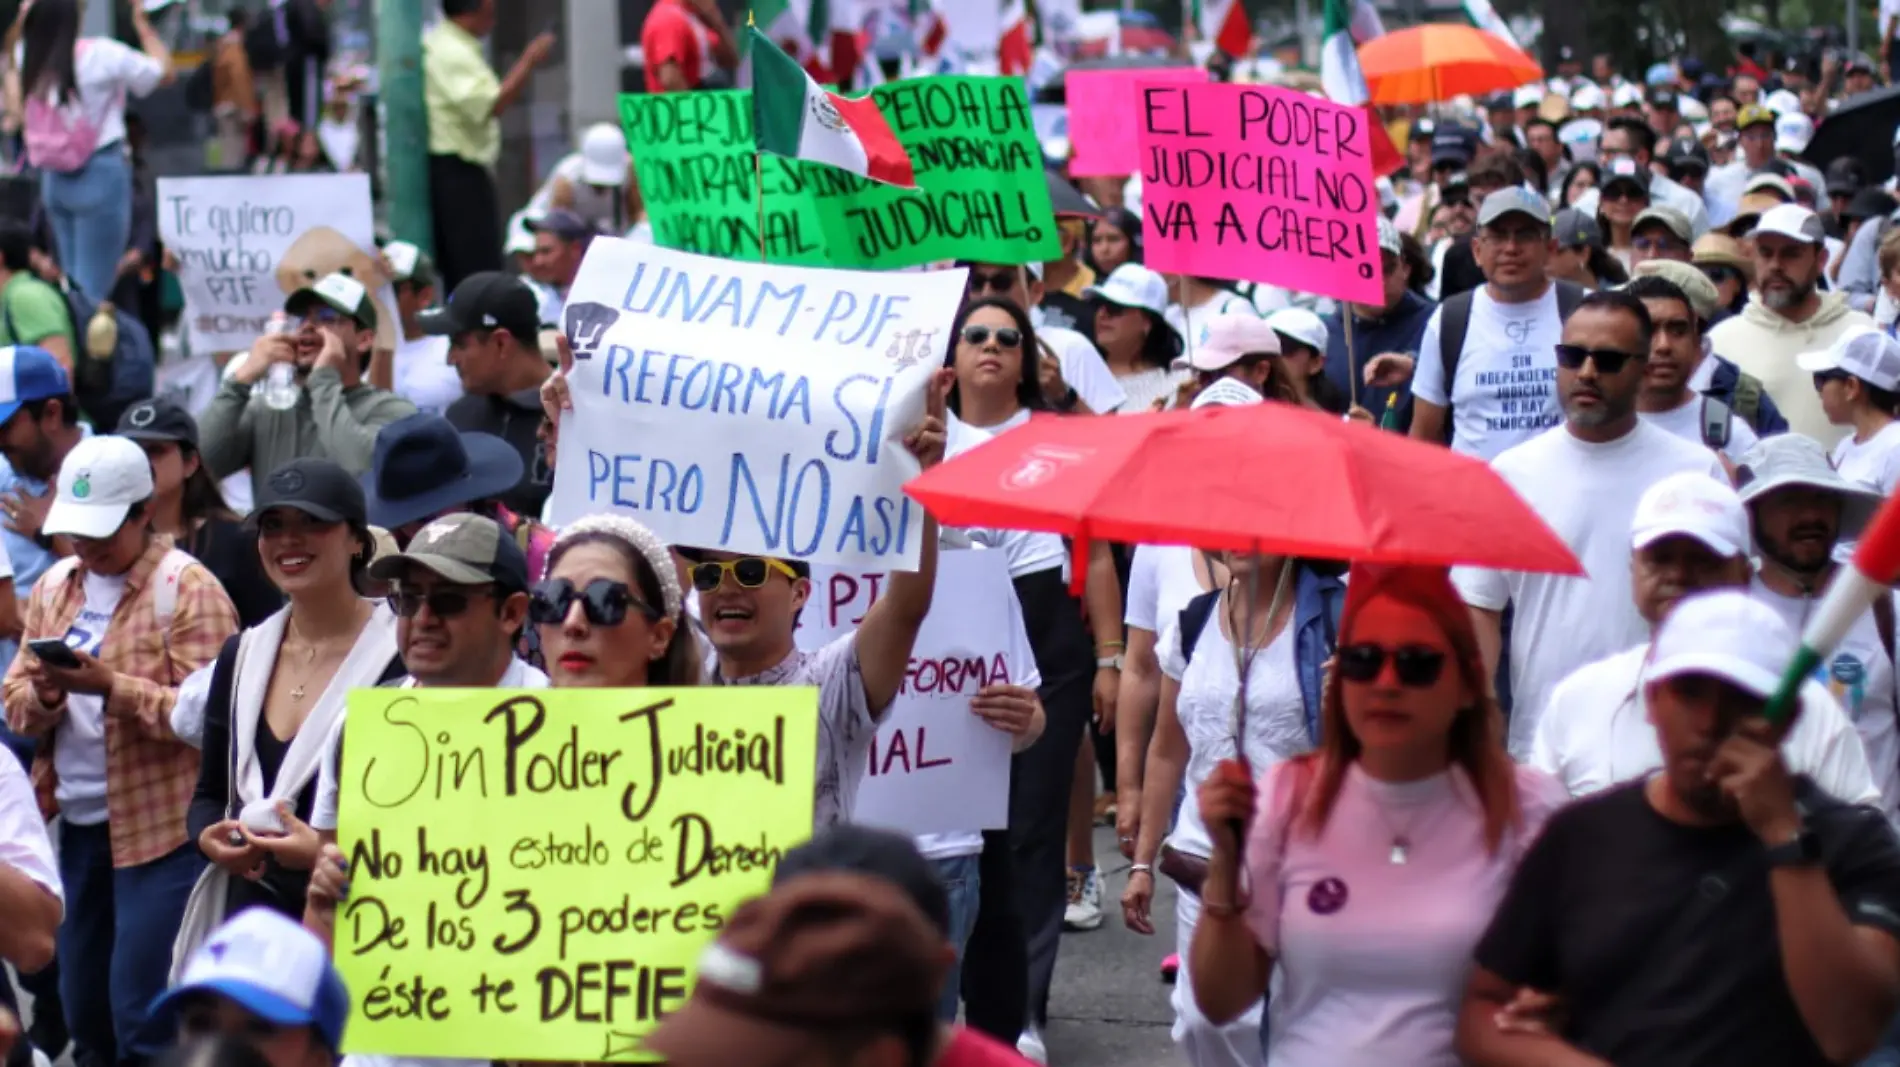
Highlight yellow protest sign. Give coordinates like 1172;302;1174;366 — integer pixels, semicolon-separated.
332;686;818;1062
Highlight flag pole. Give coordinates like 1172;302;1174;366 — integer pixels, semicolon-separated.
1343;312;1358;411
748;9;767;264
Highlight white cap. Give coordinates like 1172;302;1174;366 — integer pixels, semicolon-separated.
1177;313;1280;372
1376;214;1402;256
1648;589;1797;700
1765;88;1804;117
1774;111;1815;154
1748;203;1826;245
1570;82;1606;111
1630;472;1749;558
44;436;154;540
1612;82;1644;107
1190;377;1265;409
1265;307;1329;353
1796;327;1900;391
578;123;630;187
1083;264;1170;317
149;908;350;1051
1513;84;1544;109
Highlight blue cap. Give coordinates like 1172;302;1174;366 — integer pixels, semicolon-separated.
0;345;71;426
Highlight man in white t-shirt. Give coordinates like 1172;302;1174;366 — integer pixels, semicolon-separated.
1531;473;1879;803
0;749;59;1006
382;241;463;417
1626;269;1759;461
1411;187;1577;460
1454;289;1727;757
1736;435;1900;818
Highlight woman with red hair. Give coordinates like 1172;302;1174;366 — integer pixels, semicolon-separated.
1189;564;1568;1066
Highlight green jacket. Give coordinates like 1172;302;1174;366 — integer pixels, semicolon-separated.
199;366;417;500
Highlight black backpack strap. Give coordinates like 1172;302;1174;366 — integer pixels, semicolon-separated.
1177;590;1220;671
1438;290;1475;404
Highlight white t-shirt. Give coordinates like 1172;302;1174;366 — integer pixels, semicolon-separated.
1159;605;1309;859
1833;421;1900;497
947;413;1066;579
1530;642;1881;806
1166;290;1258;353
1244;762;1568;1067
1453;422;1726;757
1411;286;1568;461
1037;322;1127;415
394;335;464;417
1751;578;1900;819
1116;365;1187;414
50;569;126;824
0;751;59;904
1640;393;1759;461
310;658;549;832
1123;544;1221;634
34;38;165;157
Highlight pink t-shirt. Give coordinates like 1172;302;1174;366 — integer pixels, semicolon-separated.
1243;760;1567;1067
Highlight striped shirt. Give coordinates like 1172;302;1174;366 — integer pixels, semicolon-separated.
5;536;240;868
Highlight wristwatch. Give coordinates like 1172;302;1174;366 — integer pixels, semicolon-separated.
1097;654;1124;670
1764;825;1822;868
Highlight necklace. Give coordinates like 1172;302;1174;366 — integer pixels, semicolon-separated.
1365;778;1451;865
283;610;363;702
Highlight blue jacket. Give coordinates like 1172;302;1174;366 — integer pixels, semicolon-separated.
1178;563;1347;748
1703;353;1790;438
1321;290;1437;432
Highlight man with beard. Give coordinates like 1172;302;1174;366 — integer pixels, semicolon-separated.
1459;587;1900;1067
1452;290;1725;757
1739;435;1900;822
1711;205;1874;445
1530;472;1877;802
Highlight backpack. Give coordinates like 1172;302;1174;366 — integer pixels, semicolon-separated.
1729;371;1764;431
27;276;157;425
23;42;109;173
1436;280;1586;442
41;548;194;680
1699;396;1734;450
1176;576;1344;672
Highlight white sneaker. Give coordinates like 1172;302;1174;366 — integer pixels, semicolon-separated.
1017;1027;1048;1064
1063;866;1103;931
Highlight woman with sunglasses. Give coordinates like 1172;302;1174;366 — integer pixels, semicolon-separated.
1121;550;1345;1067
184;459;402;948
535;514;699;688
1187;565;1565;1067
1694;232;1755;319
1088;264;1188;413
1597;162;1652;269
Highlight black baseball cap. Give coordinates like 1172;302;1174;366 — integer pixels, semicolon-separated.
250;458;368;528
418;272;540;341
772;825;950;937
1646;87;1679;111
116;397;199;449
525;209;599;243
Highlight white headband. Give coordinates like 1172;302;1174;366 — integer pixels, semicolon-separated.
552;515;684;619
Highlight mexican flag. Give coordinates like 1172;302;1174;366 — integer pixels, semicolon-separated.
910;0;946;56
999;0;1034;75
1191;0;1252;58
1318;0;1404;177
751;0;815;61
1462;0;1521;47
748;26;916;187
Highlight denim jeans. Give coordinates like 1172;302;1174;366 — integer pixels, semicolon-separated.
932;854;982;1022
57;823;204;1067
41;144;132;304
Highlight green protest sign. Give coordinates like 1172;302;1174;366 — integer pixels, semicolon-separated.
620;76;1059;268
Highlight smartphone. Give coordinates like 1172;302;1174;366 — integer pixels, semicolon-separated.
28;639;80;669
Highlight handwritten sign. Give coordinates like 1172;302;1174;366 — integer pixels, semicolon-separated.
1136;82;1383;306
156;174;397;355
620;76;1059;269
1066;68;1209;177
333;687;818;1062
547;238;964;570
798;549;1020;835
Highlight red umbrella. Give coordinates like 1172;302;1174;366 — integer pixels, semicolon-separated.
907;404;1581;578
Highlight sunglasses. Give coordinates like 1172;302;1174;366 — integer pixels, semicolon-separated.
1700;265;1741;285
690;556;800;592
1554;343;1644;374
961;324;1023;349
1601;185;1648;203
1336;643;1449;687
301;306;347;325
529;577;654;627
1633;236;1685;254
1440;193;1471;208
966;270;1016;295
387;587;495;619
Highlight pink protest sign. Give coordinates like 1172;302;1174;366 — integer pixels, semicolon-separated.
1136;81;1384;306
1066;67;1209;177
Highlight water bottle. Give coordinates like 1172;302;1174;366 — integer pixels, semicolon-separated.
259;313;301;412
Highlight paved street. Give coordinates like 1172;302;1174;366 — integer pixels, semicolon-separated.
1042;824;1181;1066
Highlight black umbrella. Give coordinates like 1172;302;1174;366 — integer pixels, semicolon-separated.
1802;83;1900;185
1046;168;1105;219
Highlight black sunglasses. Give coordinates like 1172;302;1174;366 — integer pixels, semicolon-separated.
1336;643;1449;687
961;324;1023;349
1700;265;1741;285
1554;343;1644;375
966;270;1016;294
529;577;654;627
1440;192;1471;208
386;587;492;619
